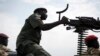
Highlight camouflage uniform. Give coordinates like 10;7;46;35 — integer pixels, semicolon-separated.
0;44;10;56
16;14;51;56
81;47;100;56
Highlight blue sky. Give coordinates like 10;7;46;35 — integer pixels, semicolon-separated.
0;0;100;56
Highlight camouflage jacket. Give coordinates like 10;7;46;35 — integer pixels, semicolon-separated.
0;44;11;56
81;47;100;56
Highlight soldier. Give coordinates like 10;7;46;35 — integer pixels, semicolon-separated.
0;33;10;56
82;35;100;56
16;8;68;56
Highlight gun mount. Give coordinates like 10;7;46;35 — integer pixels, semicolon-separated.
56;4;69;21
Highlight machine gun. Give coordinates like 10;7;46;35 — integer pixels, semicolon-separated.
56;4;100;56
66;16;100;33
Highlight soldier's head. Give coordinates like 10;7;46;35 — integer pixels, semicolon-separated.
34;8;47;20
0;33;8;46
85;35;99;49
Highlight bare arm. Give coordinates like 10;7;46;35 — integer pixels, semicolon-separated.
41;21;62;31
41;16;68;31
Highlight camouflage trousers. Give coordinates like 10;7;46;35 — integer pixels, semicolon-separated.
16;43;51;56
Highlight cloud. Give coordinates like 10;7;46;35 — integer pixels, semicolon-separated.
62;0;100;19
0;12;22;51
67;0;88;4
0;0;7;2
23;0;50;4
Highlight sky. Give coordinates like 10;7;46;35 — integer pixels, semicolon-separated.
0;0;100;56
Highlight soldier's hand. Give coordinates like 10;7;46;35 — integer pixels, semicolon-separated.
60;16;69;25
